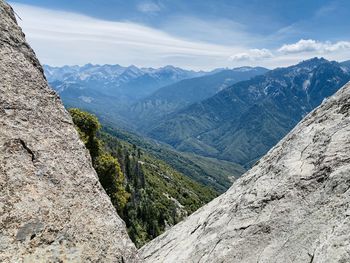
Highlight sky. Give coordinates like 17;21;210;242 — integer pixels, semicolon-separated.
8;0;350;70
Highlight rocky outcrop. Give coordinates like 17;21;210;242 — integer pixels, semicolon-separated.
0;1;140;262
140;81;350;262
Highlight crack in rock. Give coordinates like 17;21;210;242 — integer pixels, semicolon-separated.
19;139;35;162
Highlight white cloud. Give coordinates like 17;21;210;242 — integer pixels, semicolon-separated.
324;41;350;52
11;3;247;70
137;2;161;14
160;16;255;46
229;49;273;61
278;39;350;54
8;3;350;70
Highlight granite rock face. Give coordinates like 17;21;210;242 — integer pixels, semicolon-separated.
0;1;140;262
140;82;350;262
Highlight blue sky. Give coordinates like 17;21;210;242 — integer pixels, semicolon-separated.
9;0;350;70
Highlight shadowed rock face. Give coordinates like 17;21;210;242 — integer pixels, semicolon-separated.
0;1;140;262
140;82;350;262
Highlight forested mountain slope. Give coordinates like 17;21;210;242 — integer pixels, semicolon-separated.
129;67;268;128
147;58;350;167
69;109;217;247
102;126;245;192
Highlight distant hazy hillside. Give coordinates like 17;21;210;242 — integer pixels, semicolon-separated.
45;64;268;128
147;58;350;167
45;64;206;100
129;67;268;128
44;64;207;125
341;60;350;70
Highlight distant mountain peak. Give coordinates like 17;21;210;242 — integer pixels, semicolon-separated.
126;64;140;70
81;63;96;69
124;65;144;75
233;66;269;72
234;66;254;71
296;57;329;68
159;65;179;70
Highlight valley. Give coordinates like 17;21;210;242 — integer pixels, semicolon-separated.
47;57;350;173
49;57;350;251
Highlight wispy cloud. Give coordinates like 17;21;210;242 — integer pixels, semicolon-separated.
278;39;350;54
137;1;162;14
229;49;273;61
314;2;338;18
160;16;256;46
9;3;350;70
11;3;246;70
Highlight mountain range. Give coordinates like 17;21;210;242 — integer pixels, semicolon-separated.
44;64;208;125
45;64;268;128
128;67;268;128
44;64;206;100
45;58;350;184
4;0;350;260
146;58;350;167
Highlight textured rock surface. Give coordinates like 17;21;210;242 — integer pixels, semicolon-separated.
0;1;140;262
140;82;350;262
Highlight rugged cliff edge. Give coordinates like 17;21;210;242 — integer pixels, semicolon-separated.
140;82;350;262
0;1;140;262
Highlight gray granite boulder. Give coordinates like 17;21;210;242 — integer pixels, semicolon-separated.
0;1;140;262
140;82;350;263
